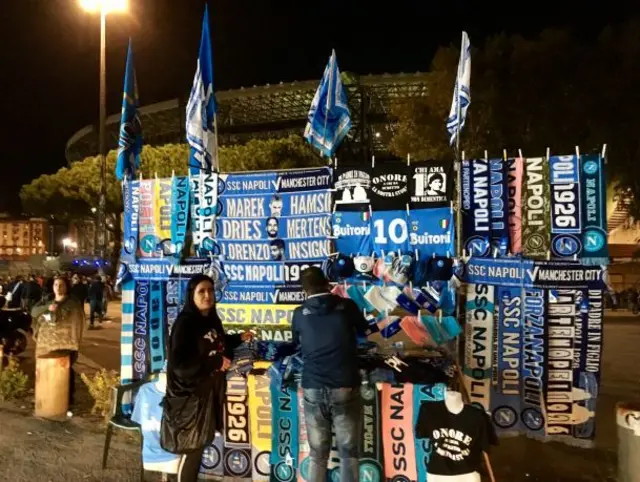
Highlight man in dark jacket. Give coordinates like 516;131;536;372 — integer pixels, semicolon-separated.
292;267;370;482
88;276;105;329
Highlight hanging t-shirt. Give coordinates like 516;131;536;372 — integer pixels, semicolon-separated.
131;382;180;472
415;401;496;476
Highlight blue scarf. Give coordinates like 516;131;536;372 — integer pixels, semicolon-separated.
549;155;582;259
359;383;383;482
580;154;609;265
170;176;190;263
121;179;139;264
270;379;299;482
490;158;510;255
224;374;252;478
461;159;491;256
148;281;164;373
522;287;546;438
133;280;149;380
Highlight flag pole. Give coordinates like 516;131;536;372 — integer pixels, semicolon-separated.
213;112;220;172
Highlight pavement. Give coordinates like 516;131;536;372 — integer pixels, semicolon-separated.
0;305;639;481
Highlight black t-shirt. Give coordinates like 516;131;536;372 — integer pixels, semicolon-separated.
415;401;496;476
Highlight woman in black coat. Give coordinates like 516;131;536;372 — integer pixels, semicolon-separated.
164;274;253;482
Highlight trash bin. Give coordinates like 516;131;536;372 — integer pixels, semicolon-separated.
35;353;70;421
617;401;640;482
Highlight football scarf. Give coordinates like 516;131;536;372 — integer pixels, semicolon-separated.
200;434;225;478
550;155;582;259
522;157;551;259
165;279;180;336
190;171;218;255
412;383;446;482
381;383;418;482
409;160;453;208
132;280;149;380
463;283;494;412
148;281;165;373
154;177;172;250
521;288;546;438
270;380;299;482
119;278;135;413
170;175;190;262
507;157;523;255
224;374;252;479
121;179;139;264
248;363;273;481
490;158;510;255
580;154;609;265
297;386;310;482
461;159;491;257
138;179;156;258
360;383;384;482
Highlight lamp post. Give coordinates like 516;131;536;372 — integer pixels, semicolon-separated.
79;0;128;260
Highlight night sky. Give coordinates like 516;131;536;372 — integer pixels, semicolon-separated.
1;0;638;214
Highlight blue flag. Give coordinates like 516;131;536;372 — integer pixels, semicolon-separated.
186;5;217;175
446;31;471;146
115;39;143;181
304;50;351;158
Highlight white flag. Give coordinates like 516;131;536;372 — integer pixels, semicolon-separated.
446;31;471;146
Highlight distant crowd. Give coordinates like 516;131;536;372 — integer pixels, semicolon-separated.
0;273;116;328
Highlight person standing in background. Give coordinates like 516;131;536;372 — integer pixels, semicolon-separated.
88;276;105;329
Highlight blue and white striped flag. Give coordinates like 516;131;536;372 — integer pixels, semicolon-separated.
304;50;351;158
115;39;143;181
186;5;217;175
446;31;471;146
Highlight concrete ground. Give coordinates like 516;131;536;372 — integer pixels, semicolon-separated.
0;306;638;481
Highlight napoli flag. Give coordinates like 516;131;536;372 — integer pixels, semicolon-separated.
446;31;471;146
186;5;217;175
304;50;351;158
115;39;143;181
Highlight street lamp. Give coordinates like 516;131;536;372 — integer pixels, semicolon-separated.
79;0;128;260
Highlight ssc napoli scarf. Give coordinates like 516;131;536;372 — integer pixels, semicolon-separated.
224;374;252;479
200;434;225;478
412;383;446;482
522;157;551;259
360;383;384;482
165;279;180;337
297;385;310;482
171;175;190;262
461;159;491;257
522;288;546;439
270;380;299;482
580;154;609;265
148;281;165;373
507;157;523;255
121;179;139;264
381;383;418;482
248;363;273;481
119;278;135;413
190;171;218;255
133;280;149;380
550;155;582;259
463;283;494;412
490;286;524;437
490;158;510;255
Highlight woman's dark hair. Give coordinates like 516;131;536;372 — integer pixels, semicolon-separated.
184;274;216;313
53;275;71;295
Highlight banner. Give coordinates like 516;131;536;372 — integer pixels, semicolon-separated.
332;207;373;256
217;284;305;305
248;364;273;481
409;160;453;208
463;284;494;412
138;179;157;258
359;382;384;482
270;381;299;482
190;171;218;254
133;280;149;380
334;159;371;205
212;238;331;262
521;288;545;437
218;191;332;219
221;261;323;285
490;286;524;436
412;383;446;482
522;157;551;258
460;257;606;290
126;258;212;281
507;157;523;255
550;155;582;259
408;207;454;259
219;167;332;196
224;374;252;478
580;154;609;264
461;159;491;257
489;158;509;255
381;383;418;482
148;280;165;373
170;175;190;260
217;304;298;325
217;214;331;241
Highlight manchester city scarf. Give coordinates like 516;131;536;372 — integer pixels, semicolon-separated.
381;383;418;482
170;175;190;262
148;281;165;373
224;374;252;479
462;159;491;257
132;280;149;380
507;157;523;255
412;383;446;482
490;286;524;437
463;283;494;412
490;158;510;255
248;363;273;481
522;157;551;259
522;287;546;439
360;383;383;482
550;155;582;259
580;154;609;265
270;379;299;482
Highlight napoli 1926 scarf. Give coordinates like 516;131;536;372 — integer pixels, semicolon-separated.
522;157;551;259
270;379;299;482
224;374;252;478
490;158;510;255
580;154;609;265
490;286;524;436
170;175;190;262
382;383;418;482
133;280;149;380
412;383;446;481
461;159;491;256
464;284;494;412
360;382;384;482
148;281;165;373
521;288;546;438
248;363;273;481
507;157;524;255
550;155;582;259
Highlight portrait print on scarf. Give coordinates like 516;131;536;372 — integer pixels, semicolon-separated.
409;160;453;208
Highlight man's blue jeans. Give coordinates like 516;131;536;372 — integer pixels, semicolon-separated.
302;386;361;482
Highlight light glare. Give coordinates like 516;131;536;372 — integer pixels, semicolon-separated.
79;0;128;14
